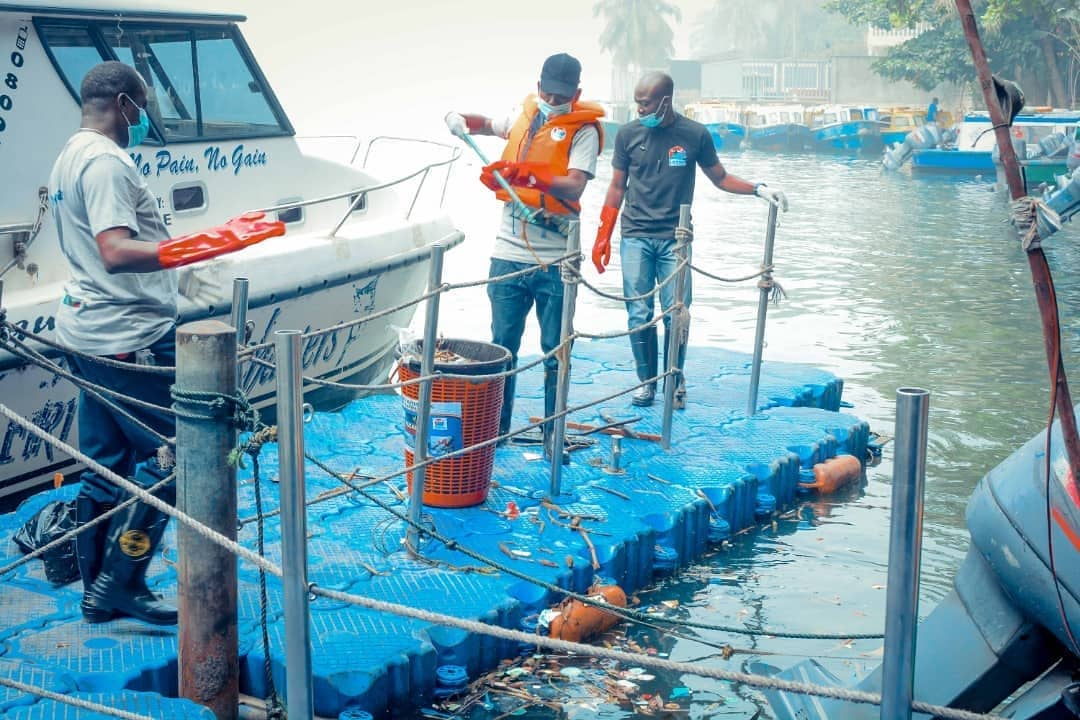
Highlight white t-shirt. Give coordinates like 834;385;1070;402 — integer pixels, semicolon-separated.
49;130;178;355
492;110;599;264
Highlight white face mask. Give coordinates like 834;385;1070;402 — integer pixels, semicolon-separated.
537;97;572;119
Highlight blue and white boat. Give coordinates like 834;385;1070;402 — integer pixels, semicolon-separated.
912;109;1080;177
684;102;746;152
743;104;812;152
0;0;461;501
806;104;885;153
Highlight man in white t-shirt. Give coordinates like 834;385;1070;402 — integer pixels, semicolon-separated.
444;53;602;460
50;61;282;624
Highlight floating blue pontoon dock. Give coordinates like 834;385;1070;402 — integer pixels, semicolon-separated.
0;338;869;719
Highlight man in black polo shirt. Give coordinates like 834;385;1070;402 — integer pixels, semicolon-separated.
591;71;787;407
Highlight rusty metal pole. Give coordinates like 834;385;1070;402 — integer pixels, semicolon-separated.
176;320;238;720
955;0;1080;489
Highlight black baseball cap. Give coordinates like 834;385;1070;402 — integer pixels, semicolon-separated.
540;53;581;97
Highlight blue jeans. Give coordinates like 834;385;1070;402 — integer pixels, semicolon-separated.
67;327;177;505
620;236;693;337
487;259;564;436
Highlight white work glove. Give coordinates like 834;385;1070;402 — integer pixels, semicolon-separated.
755;183;788;212
444;112;467;139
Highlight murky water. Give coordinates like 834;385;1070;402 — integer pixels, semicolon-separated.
422;148;1080;718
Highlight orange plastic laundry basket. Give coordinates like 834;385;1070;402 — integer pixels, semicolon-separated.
400;339;510;508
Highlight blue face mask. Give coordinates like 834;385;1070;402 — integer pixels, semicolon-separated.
119;93;149;148
537;97;572;119
640;96;670;129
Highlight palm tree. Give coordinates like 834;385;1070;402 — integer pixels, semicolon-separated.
593;0;682;98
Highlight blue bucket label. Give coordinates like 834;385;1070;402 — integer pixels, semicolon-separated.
403;397;463;456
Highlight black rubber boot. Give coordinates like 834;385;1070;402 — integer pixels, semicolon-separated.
74;495;111;593
630;328;658;407
81;470;176;625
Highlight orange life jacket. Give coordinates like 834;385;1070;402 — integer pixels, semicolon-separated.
498;95;604;216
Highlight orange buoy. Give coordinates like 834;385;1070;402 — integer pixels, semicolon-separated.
547;584;627;642
800;454;863;494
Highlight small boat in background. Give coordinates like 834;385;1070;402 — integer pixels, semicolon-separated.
684;101;746;152
879;105;955;146
913;109;1080;180
743;104;812;152
806;104;885;153
597;100;635;146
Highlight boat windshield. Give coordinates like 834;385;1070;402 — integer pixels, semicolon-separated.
37;19;292;144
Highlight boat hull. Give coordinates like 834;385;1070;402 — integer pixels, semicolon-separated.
748;123;812;152
703;122;746;152
0;224;462;505
811;120;883;153
757;407;1080;719
911;148;996;174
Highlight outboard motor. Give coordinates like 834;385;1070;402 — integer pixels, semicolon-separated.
883;123;943;171
1035;165;1080;238
1037;131;1068;159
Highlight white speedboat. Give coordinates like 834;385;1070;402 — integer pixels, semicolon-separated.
0;1;462;502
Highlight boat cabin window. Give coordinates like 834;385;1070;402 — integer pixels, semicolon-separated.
37;20;292;144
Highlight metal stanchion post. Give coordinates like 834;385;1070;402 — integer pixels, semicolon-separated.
662;205;692;449
275;330;313;720
549;220;580;496
880;387;930;720
230;278;249;351
406;244;445;552
747;202;779;417
176;320;238;720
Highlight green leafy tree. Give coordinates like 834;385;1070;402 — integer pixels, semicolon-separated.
826;0;1080;106
593;0;683;77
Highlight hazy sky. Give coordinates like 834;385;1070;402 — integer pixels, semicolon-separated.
185;0;716;138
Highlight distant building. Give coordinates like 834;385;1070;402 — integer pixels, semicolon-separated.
865;23;930;56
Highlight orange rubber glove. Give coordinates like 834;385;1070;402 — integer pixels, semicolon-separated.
480;161;556;193
592;205;618;273
157;212;285;269
479;160;519;192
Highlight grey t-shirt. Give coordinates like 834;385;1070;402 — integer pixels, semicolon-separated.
493;113;599;264
613;114;719;240
49;130;178;355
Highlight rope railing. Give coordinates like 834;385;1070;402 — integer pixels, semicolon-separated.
0;401;1003;720
0;331;175;447
0;203;820;716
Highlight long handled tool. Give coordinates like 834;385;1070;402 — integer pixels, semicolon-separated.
458;133;538;223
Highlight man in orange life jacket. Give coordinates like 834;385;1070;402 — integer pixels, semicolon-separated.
591;71;787;408
445;53;602;460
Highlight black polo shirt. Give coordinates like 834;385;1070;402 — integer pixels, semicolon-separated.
612;114;719;240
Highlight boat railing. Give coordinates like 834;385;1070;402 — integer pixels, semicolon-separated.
256;138;462;235
0;221;39;279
